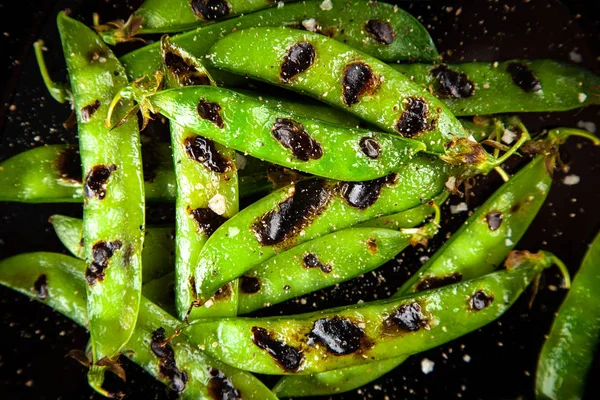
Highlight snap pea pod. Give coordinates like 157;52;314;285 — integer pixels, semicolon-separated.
0;252;278;399
140;85;426;181
536;231;600;400
185;250;559;375
120;0;438;81
390;60;600;116
57;12;146;393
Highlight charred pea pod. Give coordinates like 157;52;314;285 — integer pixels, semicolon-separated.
390;60;600;116
536;232;600;400
0;252;279;399
185;250;560;375
120;0;438;81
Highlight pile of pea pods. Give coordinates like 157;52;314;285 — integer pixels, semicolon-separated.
1;0;599;399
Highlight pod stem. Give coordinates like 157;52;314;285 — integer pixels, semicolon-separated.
404;200;442;247
550;127;600;147
549;254;571;289
33;40;69;104
494;166;510;182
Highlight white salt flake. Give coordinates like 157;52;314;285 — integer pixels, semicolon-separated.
208;193;227;215
302;18;318;32
450;202;468;214
578;92;587;103
577;120;596;133
563;175;580;186
421;358;435;374
235;153;247;170
277;1;284;8
463;354;471;363
445;176;457;191
501;129;517;144
228;227;240;237
569;50;582;63
320;0;333;11
505;238;514;247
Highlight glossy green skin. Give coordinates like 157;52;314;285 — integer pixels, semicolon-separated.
536;232;600;400
121;0;438;80
58;12;146;372
391;60;600;116
186;254;552;374
193;153;452;310
0;252;278;399
208;27;467;155
148;86;426;181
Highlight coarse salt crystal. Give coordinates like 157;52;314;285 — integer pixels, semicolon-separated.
569;50;582;63
578;92;587;103
576;120;596;133
320;0;333;11
563;175;580;186
302;18;318;32
421;358;435;374
208;193;227;215
501;129;517;144
450;202;468;214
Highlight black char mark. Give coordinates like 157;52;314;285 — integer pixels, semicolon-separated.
272;118;323;161
338;173;397;210
81;100;101;123
302;253;332;273
384;302;428;333
431;65;475;99
342;63;377;106
184;135;232;173
164;51;212;86
416;273;462;291
281;42;315;83
34;274;48;300
470;291;494;311
151;328;188;392
207;368;241;400
365;19;396;45
85;240;123;286
396;97;429;138
253;179;331;246
240;276;261;294
359;137;381;159
84;164;117;200
251;327;303;372
190;207;228;237
485;210;503;231
307;317;364;355
191;0;231;21
55;147;82;183
197;99;224;128
506;62;541;92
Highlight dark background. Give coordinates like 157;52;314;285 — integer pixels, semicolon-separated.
1;0;599;399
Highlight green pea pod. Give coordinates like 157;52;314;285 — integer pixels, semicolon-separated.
0;252;278;399
390;60;600;116
536;231;600;399
120;0;438;81
57;12;146;393
186;250;558;375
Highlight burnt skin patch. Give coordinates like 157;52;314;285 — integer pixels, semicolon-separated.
189;207;228;237
383;302;428;333
81;100;101;123
207;368;241;400
431;65;475;98
151;327;188;392
253;179;332;246
85;240;123;286
191;0;231;20
359;137;381;159
365;19;396;44
302;253;332;273
164;51;212;87
197;99;224;128
307;317;365;355
485;210;503;231
34;274;48;300
506;62;541;92
271;118;323;161
251;326;303;372
213;282;233;301
84;164;117;200
240;276;261;294
184;135;232;172
280;42;315;83
366;237;378;254
338;173;397;210
470;291;494;311
342;63;378;106
396;97;429;138
54;147;82;183
415;273;462;291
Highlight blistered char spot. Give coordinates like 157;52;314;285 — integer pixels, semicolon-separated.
485;210;503;231
415;273;462;291
302;253;332;273
253;179;332;246
272;118;323;161
54;147;82;183
240;276;261;294
251;326;303;372
307;317;365;355
151;328;188;392
396;97;429;138
207;368;241;400
34;274;48;300
359;137;381;159
365;19;396;44
384;302;428;333
197;99;224;128
281;42;315;83
431;65;475;98
366;237;378;254
342;63;378;106
164;51;212;87
184;135;232;172
506;62;541;92
84;164;117;200
191;0;231;20
213;282;233;301
338;173;397;209
85;240;123;285
470;291;494;311
190;207;228;237
81;100;101;123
